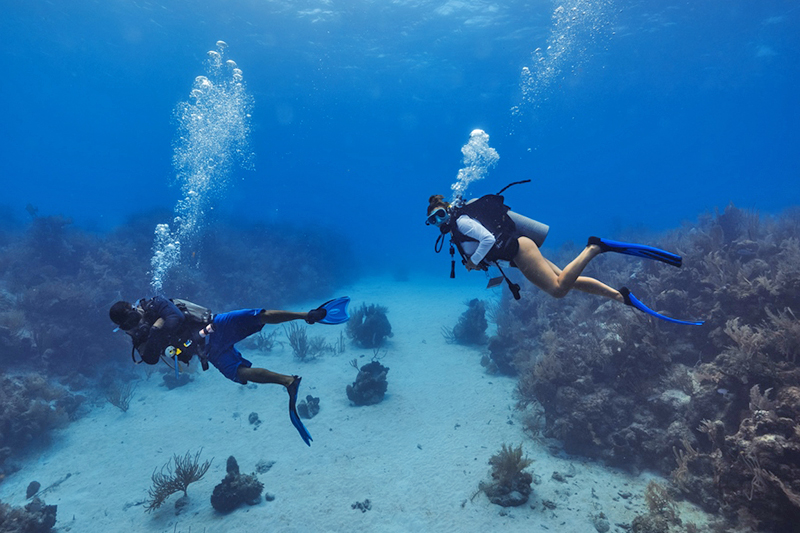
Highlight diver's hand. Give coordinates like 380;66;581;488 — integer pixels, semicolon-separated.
464;260;481;271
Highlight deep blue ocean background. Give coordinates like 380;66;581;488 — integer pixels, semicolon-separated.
2;0;798;277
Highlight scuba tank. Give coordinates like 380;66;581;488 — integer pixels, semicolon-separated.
507;210;548;247
461;200;549;248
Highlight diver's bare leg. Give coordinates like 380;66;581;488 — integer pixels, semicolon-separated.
237;366;295;387
513;236;615;299
544;259;623;302
259;310;308;325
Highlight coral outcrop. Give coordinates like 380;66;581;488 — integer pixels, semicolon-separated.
445;298;488;346
346;360;389;406
347;304;392;348
479;443;533;507
210;456;264;513
0;497;56;532
297;395;320;419
0;374;80;479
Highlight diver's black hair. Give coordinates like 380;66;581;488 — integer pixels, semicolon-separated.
109;301;133;326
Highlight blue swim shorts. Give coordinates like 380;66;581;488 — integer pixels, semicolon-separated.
205;308;264;384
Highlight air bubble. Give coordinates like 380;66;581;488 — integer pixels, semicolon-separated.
150;43;254;293
450;129;499;203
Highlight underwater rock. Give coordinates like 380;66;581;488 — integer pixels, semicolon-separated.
351;499;371;512
255;460;275;474
162;372;192;390
0;497;57;532
25;481;40;499
210;456;264;514
346;361;389;406
592;513;610;533
296;395;320;419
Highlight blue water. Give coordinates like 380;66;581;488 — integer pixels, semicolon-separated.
1;0;798;275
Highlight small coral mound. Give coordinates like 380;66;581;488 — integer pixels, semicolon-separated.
0;497;57;532
444;299;489;346
346;360;389;406
479;443;533;507
297;395;320;419
347;304;392;348
211;456;264;513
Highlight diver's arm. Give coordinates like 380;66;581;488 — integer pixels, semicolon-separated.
150;297;185;332
140;297;185;362
456;216;495;266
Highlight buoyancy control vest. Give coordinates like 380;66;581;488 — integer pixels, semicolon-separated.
448;193;518;267
128;297;213;369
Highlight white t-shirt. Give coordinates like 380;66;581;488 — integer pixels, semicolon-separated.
455;215;495;265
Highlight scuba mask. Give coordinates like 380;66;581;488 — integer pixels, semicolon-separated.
118;308;141;331
425;208;450;227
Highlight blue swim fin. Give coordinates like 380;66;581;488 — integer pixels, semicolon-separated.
620;287;704;326
314;296;351;325
288;376;312;446
589;236;682;268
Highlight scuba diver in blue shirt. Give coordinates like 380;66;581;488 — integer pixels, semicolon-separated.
110;295;350;446
426;182;702;326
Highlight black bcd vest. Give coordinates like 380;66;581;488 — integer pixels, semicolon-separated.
448;194;518;265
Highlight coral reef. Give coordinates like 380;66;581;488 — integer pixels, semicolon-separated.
297;395;320;419
346;304;392;348
346;360;389;406
443;299;488;346
629;481;681;533
0;374;80;479
0;497;56;532
479;443;533;507
144;450;212;512
210;456;264;513
493;205;800;531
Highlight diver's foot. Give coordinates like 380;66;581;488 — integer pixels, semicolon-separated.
587;236;607;253
287;375;301;396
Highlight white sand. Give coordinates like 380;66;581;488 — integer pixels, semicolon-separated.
1;277;710;532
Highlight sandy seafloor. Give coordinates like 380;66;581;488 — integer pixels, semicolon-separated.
0;276;713;532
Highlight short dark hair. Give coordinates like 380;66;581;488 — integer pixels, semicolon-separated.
109;301;133;326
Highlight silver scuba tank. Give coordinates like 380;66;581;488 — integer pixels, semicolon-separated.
463;198;549;247
508;210;549;247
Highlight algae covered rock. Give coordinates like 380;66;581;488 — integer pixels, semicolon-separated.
210;456;264;513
